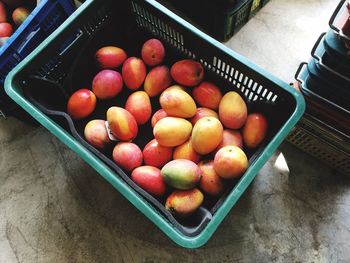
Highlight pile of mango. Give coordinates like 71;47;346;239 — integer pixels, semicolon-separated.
66;38;268;218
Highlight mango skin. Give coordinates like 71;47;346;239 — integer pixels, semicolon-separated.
198;160;224;196
170;59;204;87
153;117;192;147
106;107;138;141
165;188;204;217
242;113;268;149
92;70;123;99
95;46;127;69
159;86;197;118
173;140;201;163
67;89;96;120
131;166;167;197
122;57;146;90
143;139;173;168
190;107;219;125
193;81;222;110
84;119;110;149
125;91;152;125
161;159;201;190
212;129;243;156
151;109;168;128
191;117;223;155
141;38;165;66
219;91;247;129
144;65;172;97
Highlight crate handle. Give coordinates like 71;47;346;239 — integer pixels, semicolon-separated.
295;62;307;85
329;0;350;42
17;27;42;57
58;29;84;57
310;32;326;60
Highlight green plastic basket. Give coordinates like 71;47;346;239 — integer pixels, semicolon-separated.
5;0;305;248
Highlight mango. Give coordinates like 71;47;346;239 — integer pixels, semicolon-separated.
141;38;165;66
125;91;152;125
193;81;222;110
12;7;30;26
0;2;7;23
173;140;201;163
165;188;204;217
153;117;192;147
106;107;138;141
214;146;248;179
131;166;167;197
219;91;247;129
112;142;143;172
198;160;224;196
122;57;146;90
213;129;243;156
170;59;204;86
67;89;96;120
92;70;123;99
144;65;172;97
0;22;13;37
84;119;110;149
161;159;201;190
191;117;223;155
159;86;196;118
95;46;127;69
190;107;219;125
151;109;168;128
242;113;268;148
143;139;173;168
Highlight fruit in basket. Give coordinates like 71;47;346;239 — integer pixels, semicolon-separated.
141;38;165;66
95;46;127;69
0;2;7;23
112;142;143;172
159;86;196;118
12;7;30;26
165;188;204;217
106;106;138;141
173;140;201;163
92;70;123;99
190;107;218;125
153;117;192;147
214;146;248;179
198;160;224;196
191;117;223;155
125;91;152;125
122;57;146;90
144;65;172;97
151;109;168;128
143;139;173;168
192;82;222;110
0;22;13;37
84;119;110;149
161;159;201;190
170;59;204;86
213;129;243;155
131;166;167;197
242;113;268;149
67;89;96;119
219;91;247;129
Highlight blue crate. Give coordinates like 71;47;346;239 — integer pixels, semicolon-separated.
0;0;75;117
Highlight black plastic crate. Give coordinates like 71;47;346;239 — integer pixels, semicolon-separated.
157;0;254;42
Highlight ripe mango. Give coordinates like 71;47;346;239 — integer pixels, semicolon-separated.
170;59;204;87
193;81;222;110
125;91;152;125
159;86;197;118
161;159;201;190
242;113;268;148
144;65;172;97
198;160;224;196
173;140;201;163
219;91;247;129
106;107;138;141
153;117;192;147
165;188;204;217
122;57;146;90
191;117;223;155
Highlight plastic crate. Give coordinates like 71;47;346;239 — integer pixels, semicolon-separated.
157;0;254;42
5;0;305;248
329;0;350;48
0;0;75;117
287;63;350;175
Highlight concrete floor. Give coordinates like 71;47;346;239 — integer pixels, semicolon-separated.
1;0;350;262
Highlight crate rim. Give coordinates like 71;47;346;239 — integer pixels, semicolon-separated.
4;0;305;248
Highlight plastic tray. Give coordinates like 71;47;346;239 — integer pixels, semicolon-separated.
156;0;254;42
0;0;75;117
5;0;305;248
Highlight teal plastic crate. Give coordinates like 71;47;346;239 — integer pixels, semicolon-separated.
5;0;305;248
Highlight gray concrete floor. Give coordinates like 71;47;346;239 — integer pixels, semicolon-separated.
1;0;350;262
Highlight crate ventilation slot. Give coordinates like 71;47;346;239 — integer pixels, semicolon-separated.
131;2;195;59
82;5;111;36
0;55;22;83
41;8;64;32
